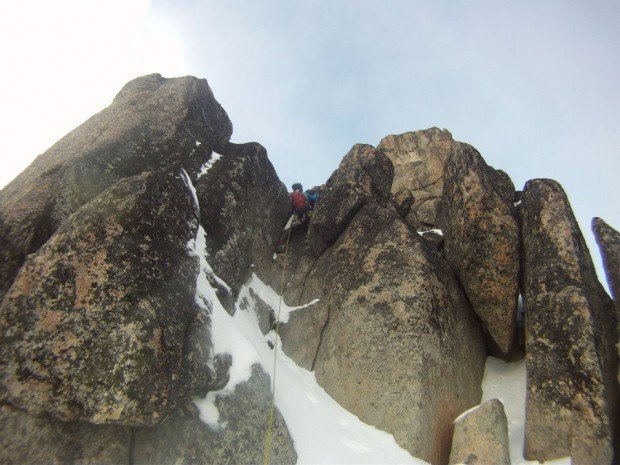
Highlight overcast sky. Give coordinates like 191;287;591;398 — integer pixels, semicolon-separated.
0;0;618;285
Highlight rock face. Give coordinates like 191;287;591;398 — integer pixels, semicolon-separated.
3;70;618;465
593;217;620;387
0;73;232;301
521;179;618;464
0;73;297;465
280;146;486;465
441;143;519;354
181;307;232;397
133;365;297;465
271;226;327;370
304;143;393;257
0;168;200;425
593;217;620;303
449;399;510;465
196;141;289;294
377;128;455;228
0;403;130;465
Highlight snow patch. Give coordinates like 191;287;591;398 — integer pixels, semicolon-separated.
417;228;443;236
193;225;232;294
482;357;571;465
191;266;423;463
189;249;421;461
241;273;319;324
197;153;223;179
179;168;199;214
197;391;221;429
452;403;481;423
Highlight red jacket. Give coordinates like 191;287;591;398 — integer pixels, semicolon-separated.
290;191;308;210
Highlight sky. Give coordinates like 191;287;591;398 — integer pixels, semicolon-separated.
0;0;618;285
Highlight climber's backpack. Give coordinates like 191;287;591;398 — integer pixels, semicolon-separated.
290;191;308;210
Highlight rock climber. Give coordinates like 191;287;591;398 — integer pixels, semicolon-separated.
290;182;311;224
274;183;315;254
304;188;319;211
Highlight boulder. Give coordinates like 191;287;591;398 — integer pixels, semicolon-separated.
449;399;510;465
195;141;289;295
440;143;519;353
311;204;485;465
0;73;231;301
133;365;297;465
0;403;130;465
0;167;200;425
377;127;455;228
280;146;486;465
521;179;618;464
304;143;393;257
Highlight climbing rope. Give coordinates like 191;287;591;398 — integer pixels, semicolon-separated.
262;217;294;465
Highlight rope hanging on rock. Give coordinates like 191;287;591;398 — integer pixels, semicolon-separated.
262;216;294;465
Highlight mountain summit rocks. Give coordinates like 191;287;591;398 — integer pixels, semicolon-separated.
0;74;293;463
378;129;520;354
0;168;200;424
377;128;454;229
521;179;618;464
0;73;232;302
1;74;618;465
280;145;486;465
441;143;520;354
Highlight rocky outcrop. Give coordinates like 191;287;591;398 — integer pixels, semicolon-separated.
280;147;486;465
311;204;485;465
277;144;393;369
593;217;620;387
304;144;393;257
4;69;618;465
441;143;519;354
133;365;297;465
0;403;130;465
195;141;289;295
377;128;455;228
0;73;297;465
0;73;232;301
449;399;510;465
593;217;620;303
0;168;200;425
521;179;618;464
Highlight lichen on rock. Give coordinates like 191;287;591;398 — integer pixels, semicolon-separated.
0;167;200;425
521;179;618;464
